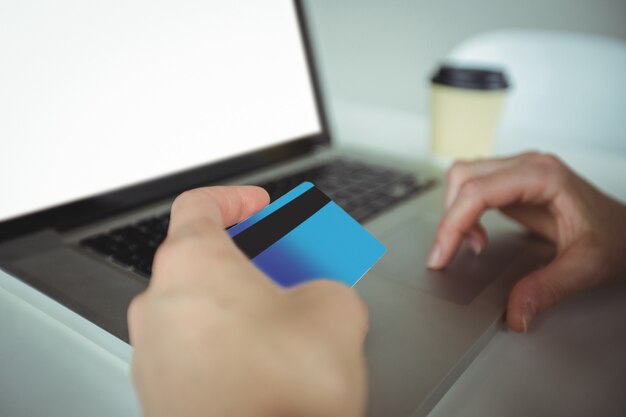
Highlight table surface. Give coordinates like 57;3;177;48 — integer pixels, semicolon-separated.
2;99;625;417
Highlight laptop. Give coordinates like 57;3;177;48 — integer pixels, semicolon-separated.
0;1;552;416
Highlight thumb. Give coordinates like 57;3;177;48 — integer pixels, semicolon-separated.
506;242;601;332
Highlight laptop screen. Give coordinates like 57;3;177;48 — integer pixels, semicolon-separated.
0;1;321;222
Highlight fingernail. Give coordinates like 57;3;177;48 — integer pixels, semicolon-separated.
467;234;482;256
522;300;536;333
427;245;441;269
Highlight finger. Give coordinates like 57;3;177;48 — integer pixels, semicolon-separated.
127;291;147;346
445;157;523;255
445;156;521;209
466;222;488;255
149;186;271;291
288;280;369;344
429;165;555;270
506;241;603;332
168;186;269;238
501;205;557;241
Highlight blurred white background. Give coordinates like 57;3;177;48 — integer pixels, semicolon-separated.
305;0;626;115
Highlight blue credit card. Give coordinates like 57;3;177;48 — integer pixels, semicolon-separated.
227;182;386;288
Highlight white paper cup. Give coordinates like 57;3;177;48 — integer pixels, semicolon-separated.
430;65;509;159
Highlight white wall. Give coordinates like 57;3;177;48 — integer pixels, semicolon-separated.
305;0;626;114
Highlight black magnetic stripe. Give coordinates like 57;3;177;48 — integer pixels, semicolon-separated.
232;186;330;259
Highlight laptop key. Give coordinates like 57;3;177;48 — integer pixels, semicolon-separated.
347;206;376;222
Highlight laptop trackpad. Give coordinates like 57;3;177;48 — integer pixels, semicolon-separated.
375;215;529;305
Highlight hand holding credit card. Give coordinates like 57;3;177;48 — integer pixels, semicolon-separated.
228;182;386;287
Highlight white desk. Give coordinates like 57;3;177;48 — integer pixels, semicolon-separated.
2;100;625;417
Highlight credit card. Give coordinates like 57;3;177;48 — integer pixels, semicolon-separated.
228;182;386;288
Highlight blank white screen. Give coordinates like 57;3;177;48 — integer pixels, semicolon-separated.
0;0;321;221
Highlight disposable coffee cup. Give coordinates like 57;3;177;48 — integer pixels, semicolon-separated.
430;65;509;159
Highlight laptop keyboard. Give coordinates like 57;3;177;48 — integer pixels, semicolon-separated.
80;158;433;277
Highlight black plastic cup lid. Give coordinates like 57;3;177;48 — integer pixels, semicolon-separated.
431;65;509;90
